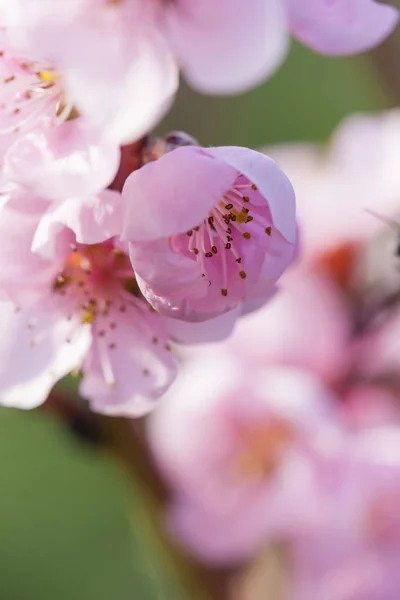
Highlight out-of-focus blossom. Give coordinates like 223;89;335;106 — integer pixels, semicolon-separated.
122;145;297;322
228;269;352;383
268;110;400;262
290;427;400;600
0;0;396;102
0;4;178;145
0;193;176;416
149;349;346;564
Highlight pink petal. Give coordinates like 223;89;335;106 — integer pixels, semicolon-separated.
80;307;177;417
0;296;91;409
128;238;211;320
0;189;55;303
230;270;351;382
32;189;123;257
163;0;288;94
122;146;238;241
166;307;241;344
288;0;399;55
207;146;297;243
4;120;120;200
59;18;178;144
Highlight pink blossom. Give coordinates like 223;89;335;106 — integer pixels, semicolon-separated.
122;146;297;322
0;193;176;416
268;110;400;263
148;352;346;564
289;427;400;600
0;4;178;144
228;269;352;383
0;1;396;101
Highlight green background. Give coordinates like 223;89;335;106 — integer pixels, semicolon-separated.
0;42;386;599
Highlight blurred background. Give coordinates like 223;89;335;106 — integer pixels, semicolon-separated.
0;37;397;600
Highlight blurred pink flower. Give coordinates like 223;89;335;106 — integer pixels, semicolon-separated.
0;0;396;103
149;353;346;564
228;269;352;383
290;427;400;600
0;3;178;144
122;145;297;322
0;193;176;415
268;110;400;262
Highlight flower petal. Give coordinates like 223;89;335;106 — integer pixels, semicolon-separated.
122;146;238;241
80;308;177;417
287;0;399;55
32;190;123;257
4;120;120;200
163;0;288;94
0;297;91;409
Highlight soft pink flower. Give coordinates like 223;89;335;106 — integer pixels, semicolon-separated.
0;0;396;100
290;427;400;600
0;4;178;144
148;352;346;564
0;193;176;415
268;110;400;262
228;269;352;383
122;145;297;322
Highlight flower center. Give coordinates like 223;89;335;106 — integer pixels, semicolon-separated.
52;241;138;325
0;53;76;136
364;487;400;544
233;420;293;482
177;176;273;298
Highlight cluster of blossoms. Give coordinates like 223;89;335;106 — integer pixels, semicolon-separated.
0;0;397;418
149;111;400;597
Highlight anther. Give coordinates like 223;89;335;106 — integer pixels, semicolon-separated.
211;246;218;254
243;232;251;239
225;243;231;250
265;227;272;236
243;196;250;202
239;271;247;279
251;184;258;190
205;251;213;258
245;216;253;223
187;230;193;237
225;203;233;210
221;289;228;296
192;248;199;254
